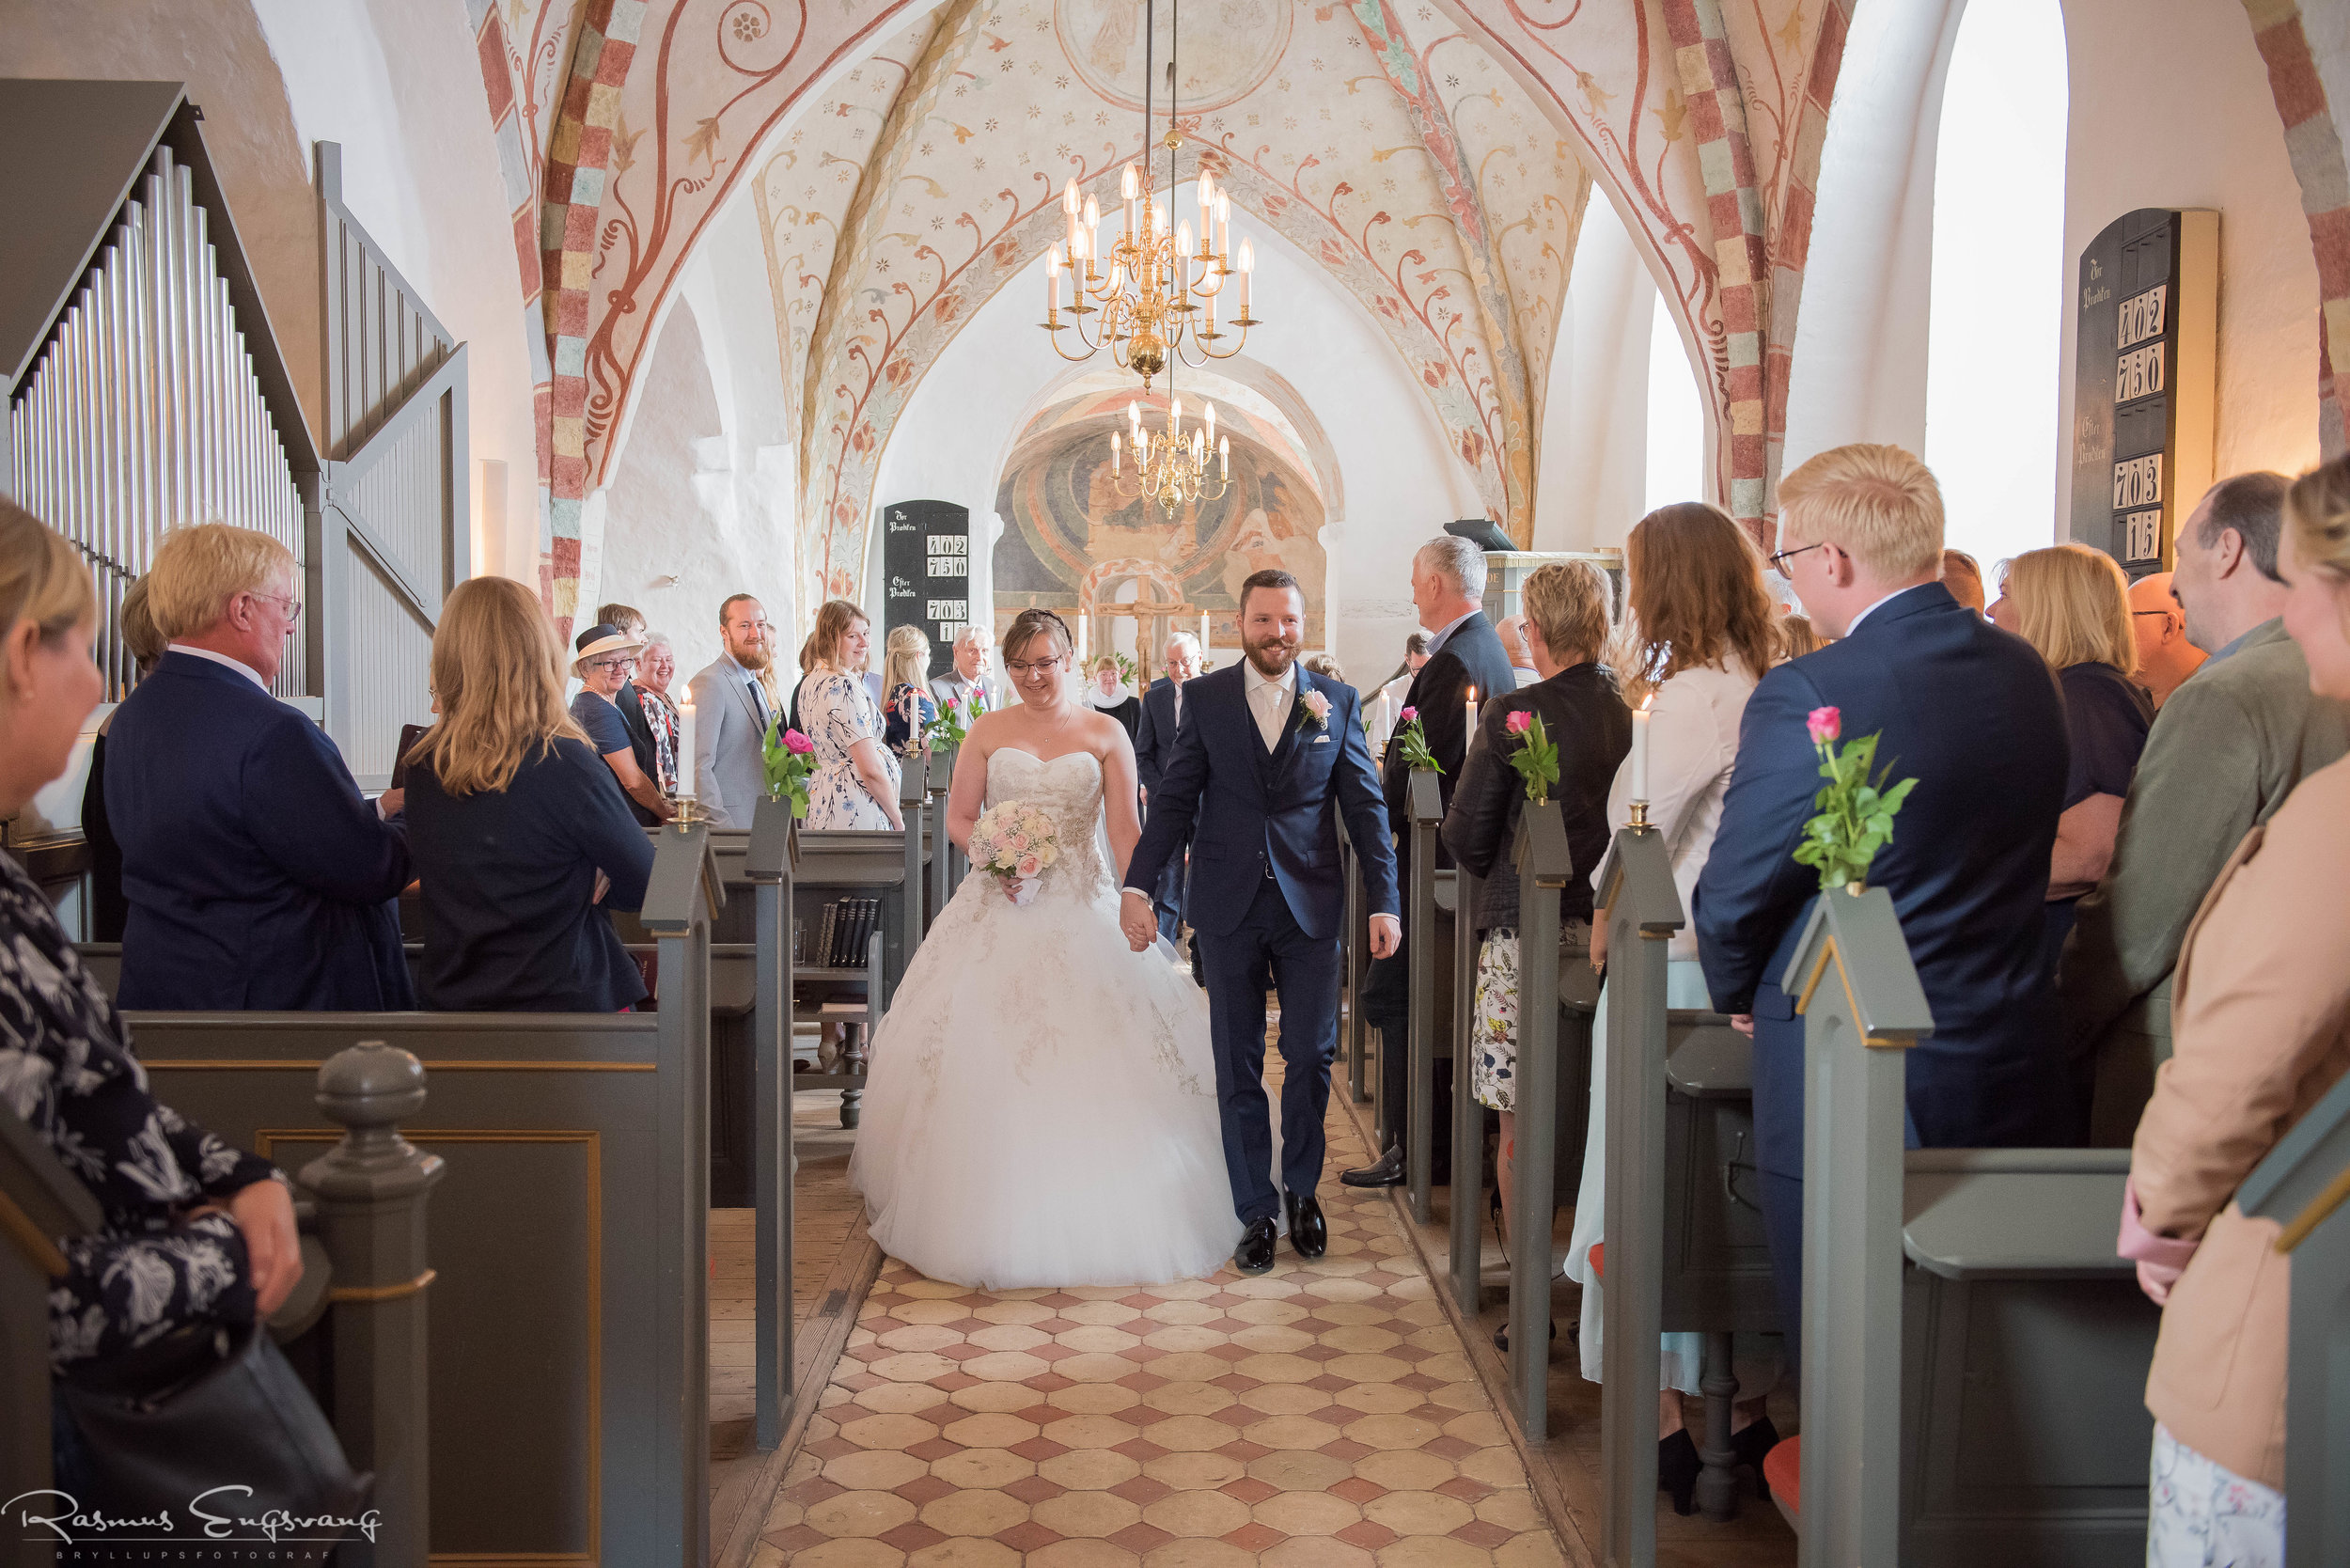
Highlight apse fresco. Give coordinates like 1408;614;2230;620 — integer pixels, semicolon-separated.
994;420;1327;649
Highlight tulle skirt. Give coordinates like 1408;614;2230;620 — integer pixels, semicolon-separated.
847;870;1243;1289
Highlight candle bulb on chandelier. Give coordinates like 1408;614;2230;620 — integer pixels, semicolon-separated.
1215;192;1230;259
1082;196;1101;269
1204;401;1215;445
1218;433;1229;478
1111;430;1121;474
1175;220;1193;278
1046;243;1062;315
1237;238;1254;318
1169;395;1183;437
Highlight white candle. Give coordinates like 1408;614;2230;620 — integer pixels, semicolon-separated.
1111;430;1121;473
1215;192;1230;259
1465;686;1478;752
1199;611;1212;656
1046;243;1061;315
1237;239;1254;318
1631;694;1653;804
680;698;697;800
1218;434;1229;477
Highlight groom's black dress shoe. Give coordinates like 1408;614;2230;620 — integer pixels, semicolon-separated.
1340;1145;1406;1188
1233;1218;1278;1276
1286;1193;1327;1259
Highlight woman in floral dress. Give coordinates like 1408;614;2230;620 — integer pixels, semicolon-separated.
0;499;303;1387
795;598;903;831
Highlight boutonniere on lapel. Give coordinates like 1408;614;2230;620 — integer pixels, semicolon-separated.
1295;689;1332;733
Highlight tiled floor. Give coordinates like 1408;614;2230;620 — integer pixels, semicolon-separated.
755;1062;1570;1567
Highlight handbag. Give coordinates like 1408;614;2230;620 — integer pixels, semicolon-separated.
56;1319;372;1535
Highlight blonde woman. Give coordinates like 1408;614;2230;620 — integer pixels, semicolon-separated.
880;624;938;757
848;608;1240;1288
1992;543;2154;972
1570;502;1782;1509
2122;455;2350;1566
795;599;902;830
404;578;655;1012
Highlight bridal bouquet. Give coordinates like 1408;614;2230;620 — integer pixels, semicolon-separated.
967;800;1059;906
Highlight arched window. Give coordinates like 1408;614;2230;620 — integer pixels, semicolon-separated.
1646;303;1707;516
1925;0;2069;574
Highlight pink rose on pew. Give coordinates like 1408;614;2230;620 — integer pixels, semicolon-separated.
1805;706;1841;746
1504;708;1531;736
783;728;816;756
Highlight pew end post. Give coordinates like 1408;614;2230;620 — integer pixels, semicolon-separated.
1589;823;1684;1547
1405;769;1444;1224
298;1041;445;1568
1781;886;1933;1568
746;796;800;1451
2238;1066;2350;1566
899;764;928;973
1447;847;1484;1320
641;823;725;1567
927;745;956;918
1488;807;1570;1439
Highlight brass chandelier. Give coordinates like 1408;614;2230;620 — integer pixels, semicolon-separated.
1039;0;1258;387
1109;384;1230;514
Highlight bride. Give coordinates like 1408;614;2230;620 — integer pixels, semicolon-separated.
847;608;1242;1288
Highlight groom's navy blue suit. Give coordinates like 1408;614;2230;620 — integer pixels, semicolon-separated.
1125;662;1401;1224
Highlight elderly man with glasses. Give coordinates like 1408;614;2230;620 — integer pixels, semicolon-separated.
105;522;415;1011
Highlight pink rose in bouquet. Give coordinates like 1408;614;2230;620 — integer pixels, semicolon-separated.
967;799;1060;906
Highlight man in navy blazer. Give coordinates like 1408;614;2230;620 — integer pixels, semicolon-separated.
1122;572;1402;1275
1694;446;2070;1369
106;524;413;1011
1132;631;1202;941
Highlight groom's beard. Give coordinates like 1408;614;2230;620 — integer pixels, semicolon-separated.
1244;636;1299;678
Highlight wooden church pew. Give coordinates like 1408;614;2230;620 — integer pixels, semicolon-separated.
1773;890;2157;1568
124;826;728;1568
1;1094;102;1566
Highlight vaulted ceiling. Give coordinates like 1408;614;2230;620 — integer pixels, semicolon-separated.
753;0;1588;601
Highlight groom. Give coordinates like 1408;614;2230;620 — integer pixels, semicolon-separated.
1122;570;1402;1275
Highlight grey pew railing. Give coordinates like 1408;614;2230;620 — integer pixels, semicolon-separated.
927;744;959;912
1590;819;1684;1553
745;796;798;1454
900;764;930;959
1782;885;1935;1567
1;1097;102;1563
1497;808;1576;1437
301;1042;446;1568
2239;1063;2350;1567
1405;769;1446;1222
128;826;727;1568
1446;851;1484;1317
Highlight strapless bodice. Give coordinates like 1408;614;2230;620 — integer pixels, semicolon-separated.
983;747;1109;897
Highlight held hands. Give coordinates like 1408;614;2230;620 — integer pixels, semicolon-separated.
1119;890;1157;952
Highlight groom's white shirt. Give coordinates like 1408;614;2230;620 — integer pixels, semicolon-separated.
1243;656;1298;751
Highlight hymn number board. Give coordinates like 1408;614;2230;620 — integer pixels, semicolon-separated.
882;499;973;680
2069;208;2217;580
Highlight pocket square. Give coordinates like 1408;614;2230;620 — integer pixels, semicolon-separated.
1312;734;1332;744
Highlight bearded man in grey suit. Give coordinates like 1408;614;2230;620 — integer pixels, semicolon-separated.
686;592;780;827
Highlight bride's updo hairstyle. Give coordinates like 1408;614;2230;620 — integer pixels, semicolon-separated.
1001;608;1077;709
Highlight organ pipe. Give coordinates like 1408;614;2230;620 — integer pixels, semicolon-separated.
7;148;306;701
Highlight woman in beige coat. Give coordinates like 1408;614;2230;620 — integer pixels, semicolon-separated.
2123;452;2350;1566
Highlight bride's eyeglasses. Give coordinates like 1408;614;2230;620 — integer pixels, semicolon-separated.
1005;655;1065;677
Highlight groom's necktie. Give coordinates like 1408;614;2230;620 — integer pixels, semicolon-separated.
1252;680;1287;751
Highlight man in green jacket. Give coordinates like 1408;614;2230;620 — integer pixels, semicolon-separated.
2060;472;2350;1138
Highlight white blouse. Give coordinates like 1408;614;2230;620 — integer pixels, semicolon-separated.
1590;658;1760;960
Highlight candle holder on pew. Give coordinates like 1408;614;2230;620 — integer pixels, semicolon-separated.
667;793;715;832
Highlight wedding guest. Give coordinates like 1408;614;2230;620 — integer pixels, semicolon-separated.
1301;651;1349;688
2121;454;2350;1565
1347;534;1516;1189
2128;571;2205;709
634;631;682;793
1495;614;1542;688
403;578;653;1012
1135;631;1201;940
1563;504;1780;1501
1999;543;2154;979
1774;611;1825;660
107;522;413;1010
1437;560;1628;1334
591;602;668;789
799;599;903;831
1085;652;1142;743
931;624;997;718
570;622;671;826
0;498;302;1399
1364;630;1431;753
83;574;165;942
1941;547;1987;614
2059;473;2348;1108
1696;444;2071;1371
687;592;782;828
881;624;939;757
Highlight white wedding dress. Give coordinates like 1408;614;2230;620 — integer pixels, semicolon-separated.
847;747;1243;1288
